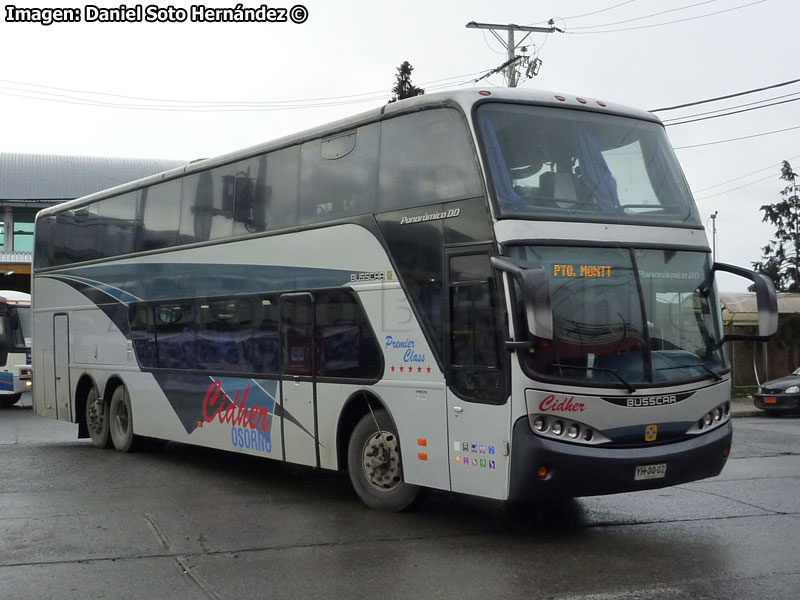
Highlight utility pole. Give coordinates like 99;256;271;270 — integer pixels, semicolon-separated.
466;21;561;87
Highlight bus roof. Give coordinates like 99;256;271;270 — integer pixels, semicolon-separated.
35;87;660;219
0;290;31;304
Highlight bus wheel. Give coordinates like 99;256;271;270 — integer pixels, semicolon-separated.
85;387;111;448
0;394;21;408
109;385;137;452
347;410;421;511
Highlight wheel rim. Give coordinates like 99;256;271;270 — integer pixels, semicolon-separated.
361;431;402;491
112;394;129;439
86;394;105;435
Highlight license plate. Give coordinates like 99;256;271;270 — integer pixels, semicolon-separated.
635;463;667;481
764;396;777;404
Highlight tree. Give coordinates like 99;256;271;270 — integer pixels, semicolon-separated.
753;161;800;292
388;61;425;104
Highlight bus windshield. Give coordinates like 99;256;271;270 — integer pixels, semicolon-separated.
14;306;32;348
478;103;700;226
508;246;726;388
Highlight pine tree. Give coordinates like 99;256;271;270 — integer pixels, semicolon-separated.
753;161;800;292
388;61;425;104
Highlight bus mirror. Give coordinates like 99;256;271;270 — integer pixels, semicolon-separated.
713;262;778;341
491;256;553;340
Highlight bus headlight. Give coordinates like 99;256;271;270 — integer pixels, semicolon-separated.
527;414;610;445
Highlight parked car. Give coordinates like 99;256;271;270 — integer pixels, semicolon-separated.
753;368;800;415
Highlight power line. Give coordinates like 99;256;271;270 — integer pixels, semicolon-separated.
694;155;800;193
661;90;800;123
0;70;487;112
651;77;800;112
569;0;722;30
565;0;768;35
674;124;800;149
664;95;800;126
554;0;643;21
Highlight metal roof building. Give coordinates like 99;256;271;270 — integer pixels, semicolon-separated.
0;152;185;291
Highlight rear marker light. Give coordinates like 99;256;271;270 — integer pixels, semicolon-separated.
417;438;427;447
722;446;730;458
555;95;566;101
597;101;607;107
567;424;579;439
537;465;549;478
552;421;564;436
533;417;547;432
479;90;491;96
417;452;428;461
577;97;587;104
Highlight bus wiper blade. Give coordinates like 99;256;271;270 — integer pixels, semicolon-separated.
551;363;636;393
656;363;723;381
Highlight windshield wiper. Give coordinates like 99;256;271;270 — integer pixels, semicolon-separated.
551;363;636;393
656;363;723;382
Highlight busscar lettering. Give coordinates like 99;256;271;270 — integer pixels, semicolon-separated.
539;394;586;412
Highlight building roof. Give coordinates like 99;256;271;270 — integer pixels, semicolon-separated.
0;152;185;202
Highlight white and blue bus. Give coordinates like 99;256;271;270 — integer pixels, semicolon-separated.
32;88;777;510
0;290;32;408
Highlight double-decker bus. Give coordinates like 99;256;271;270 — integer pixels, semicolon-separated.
31;88;777;510
0;291;32;408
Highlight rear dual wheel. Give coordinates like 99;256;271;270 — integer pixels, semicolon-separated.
109;385;138;452
85;386;111;448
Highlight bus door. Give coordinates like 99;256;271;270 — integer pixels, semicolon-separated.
279;294;318;468
444;249;510;499
53;314;72;421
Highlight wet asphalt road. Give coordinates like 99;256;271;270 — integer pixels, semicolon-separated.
1;394;799;600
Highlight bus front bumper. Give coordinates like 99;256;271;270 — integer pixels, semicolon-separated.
509;417;732;501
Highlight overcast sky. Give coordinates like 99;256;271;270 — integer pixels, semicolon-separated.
1;0;797;291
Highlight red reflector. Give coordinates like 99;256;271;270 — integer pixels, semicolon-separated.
577;98;587;104
537;465;548;478
597;101;607;107
555;95;566;101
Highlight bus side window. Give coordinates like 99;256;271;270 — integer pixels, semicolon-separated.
315;290;381;379
253;297;280;375
299;124;379;224
378;108;482;211
138;180;181;251
281;295;313;376
197;298;253;373
154;302;196;370
129;304;156;369
448;253;503;403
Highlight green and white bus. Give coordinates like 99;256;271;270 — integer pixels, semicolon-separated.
32;88;777;510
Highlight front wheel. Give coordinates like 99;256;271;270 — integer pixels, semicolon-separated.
347;410;422;511
0;393;21;408
109;385;138;452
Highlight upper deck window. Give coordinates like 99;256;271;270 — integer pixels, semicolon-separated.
477;103;700;227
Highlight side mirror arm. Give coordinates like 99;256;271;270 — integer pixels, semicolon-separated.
491;256;553;340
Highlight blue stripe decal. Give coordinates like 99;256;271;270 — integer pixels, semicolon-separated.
51;263;353;302
0;372;14;391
